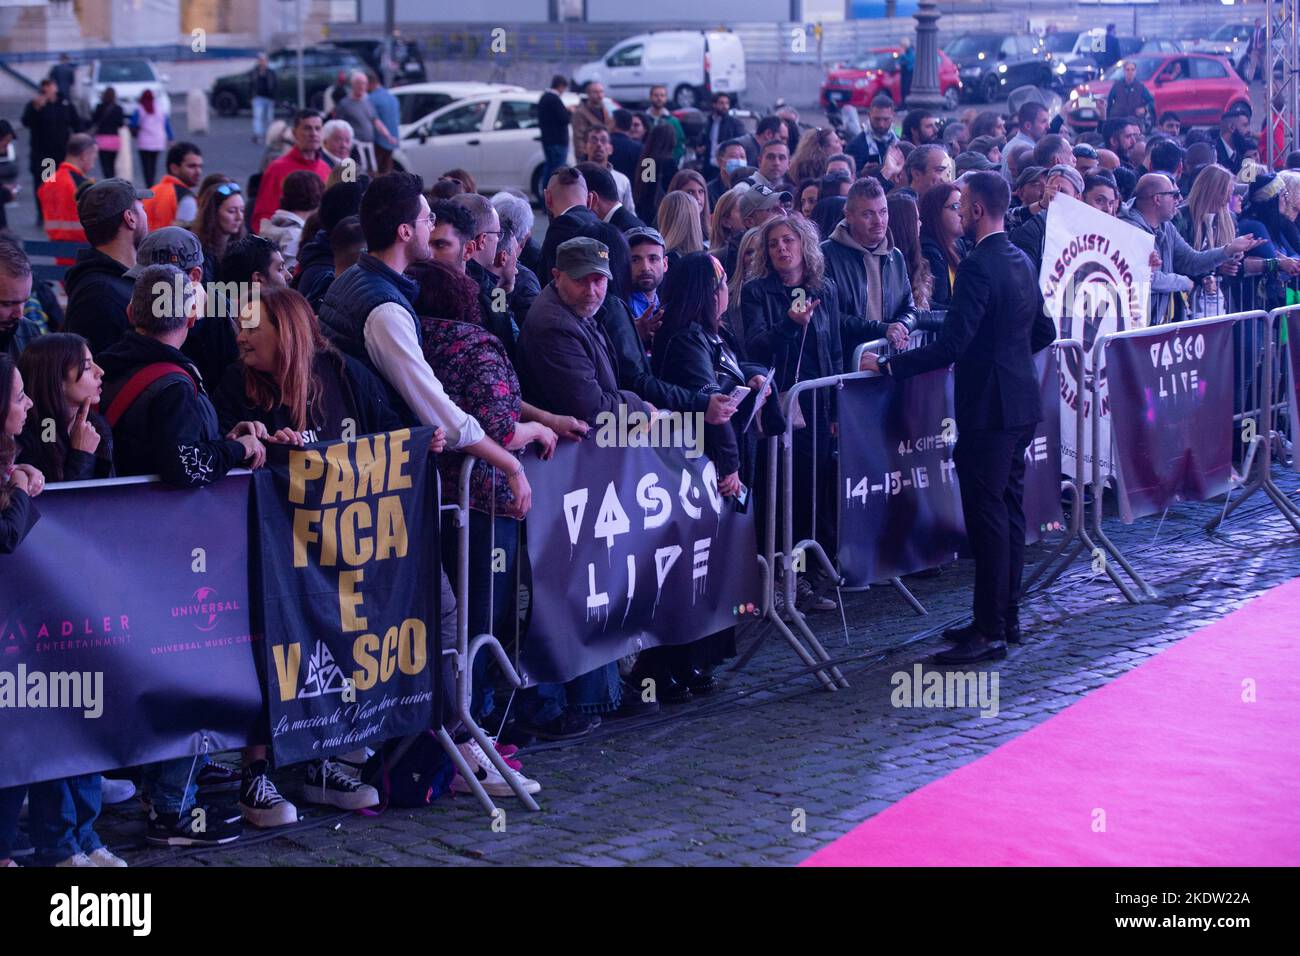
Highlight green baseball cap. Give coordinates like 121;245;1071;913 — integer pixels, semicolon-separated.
556;236;613;280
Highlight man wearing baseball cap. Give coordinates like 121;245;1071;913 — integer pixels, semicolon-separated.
65;177;152;355
1009;164;1085;272
738;182;791;231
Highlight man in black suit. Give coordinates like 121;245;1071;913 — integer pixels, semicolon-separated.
861;172;1056;663
698;92;746;179
576;162;645;232
609;110;642;181
540;166;599;279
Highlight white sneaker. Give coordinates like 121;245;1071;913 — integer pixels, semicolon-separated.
101;777;136;805
55;853;98;867
303;759;379;810
451;740;541;797
88;847;128;867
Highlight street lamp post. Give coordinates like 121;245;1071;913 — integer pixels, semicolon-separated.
906;0;946;110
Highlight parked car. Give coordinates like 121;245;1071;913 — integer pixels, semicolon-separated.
1047;34;1183;93
1068;52;1251;130
820;47;961;111
392;82;525;136
210;46;365;115
944;33;1053;103
1190;23;1254;73
573;30;745;109
75;59;171;121
393;90;596;200
327;37;427;86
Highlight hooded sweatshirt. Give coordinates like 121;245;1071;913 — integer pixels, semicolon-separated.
64;247;135;356
829;219;892;330
292;228;335;312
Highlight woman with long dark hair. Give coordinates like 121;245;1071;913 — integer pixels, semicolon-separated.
633;123;679;225
17;333;113;482
810;194;847;239
918;181;965;308
190;178;247;284
887;192;933;310
90;87;125;179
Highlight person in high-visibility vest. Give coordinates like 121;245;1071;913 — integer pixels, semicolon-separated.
142;141;204;231
38;132;98;243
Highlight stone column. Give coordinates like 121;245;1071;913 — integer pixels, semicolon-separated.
906;0;946;111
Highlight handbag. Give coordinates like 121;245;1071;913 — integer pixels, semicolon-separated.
778;318;810;431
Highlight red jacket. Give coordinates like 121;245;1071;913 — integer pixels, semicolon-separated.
252;148;329;235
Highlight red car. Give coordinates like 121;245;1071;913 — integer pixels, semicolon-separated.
820;47;962;112
1068;52;1251;129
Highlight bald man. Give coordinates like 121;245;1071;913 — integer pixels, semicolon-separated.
1096;149;1120;171
1120;173;1263;324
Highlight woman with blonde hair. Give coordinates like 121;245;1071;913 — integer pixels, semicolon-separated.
668;168;712;242
657;190;705;262
789;126;844;185
724;226;765;346
710;188;746;274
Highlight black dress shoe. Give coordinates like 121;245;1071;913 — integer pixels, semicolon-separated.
940;623;985;645
933;636;1007;664
1005;620;1023;645
684;668;719;695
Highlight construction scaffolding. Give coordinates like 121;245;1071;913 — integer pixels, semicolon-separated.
1267;0;1300;166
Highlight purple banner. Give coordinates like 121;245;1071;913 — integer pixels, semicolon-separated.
1025;347;1066;545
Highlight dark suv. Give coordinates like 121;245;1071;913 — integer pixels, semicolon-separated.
210;46;364;115
328;38;427;86
944;33;1052;103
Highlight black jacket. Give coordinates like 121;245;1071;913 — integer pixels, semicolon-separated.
212;350;401;442
293;228;336;311
65;248;135;356
921;235;957;308
17;409;115;483
98;331;248;485
91;101;125;137
21;96;82;169
0;489;38;555
1009;209;1048;275
467;259;518;362
845;128;899;170
821;224;919;371
510;262;541;331
540;204;599;279
705;115;748;161
538;90;570;147
610;132;641;181
885;232;1056;431
600;295;710;415
741;271;844;425
608;204;646;233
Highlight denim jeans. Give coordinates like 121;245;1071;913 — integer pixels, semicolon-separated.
516;662;623;725
442;510;520;722
140;754;205;815
252;96;275;139
540;143;569;196
28;774;104;865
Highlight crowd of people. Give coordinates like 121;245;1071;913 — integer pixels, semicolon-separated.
3;66;1300;867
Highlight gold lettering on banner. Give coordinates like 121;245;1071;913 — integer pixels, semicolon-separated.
271;643;302;701
293;509;322;568
322;442;357;504
288;449;325;504
338;569;368;631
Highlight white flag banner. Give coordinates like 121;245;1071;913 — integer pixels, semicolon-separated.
1040;194;1153;481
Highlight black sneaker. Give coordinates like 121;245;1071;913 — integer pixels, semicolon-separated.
146;804;242;846
196;759;241;793
605;683;661;721
238;761;298;828
302;759;379;810
513;712;601;742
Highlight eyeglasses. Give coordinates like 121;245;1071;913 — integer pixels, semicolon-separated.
215;182;242;197
409;215;436;227
478;229;503;239
1154;190;1181;199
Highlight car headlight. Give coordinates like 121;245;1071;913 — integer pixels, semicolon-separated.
997;63;1008;74
1055;62;1067;75
1070;88;1079;100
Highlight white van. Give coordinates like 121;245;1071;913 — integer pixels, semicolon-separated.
574;30;746;109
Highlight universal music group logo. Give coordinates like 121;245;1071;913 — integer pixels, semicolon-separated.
170;587;240;632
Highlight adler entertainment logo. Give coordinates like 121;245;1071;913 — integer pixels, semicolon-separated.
171;587;240;632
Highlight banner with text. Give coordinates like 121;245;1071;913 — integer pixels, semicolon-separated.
1107;324;1235;523
0;477;261;788
1025;347;1067;545
521;436;763;685
1041;194;1153;481
1288;313;1300;474
252;428;441;768
837;370;966;584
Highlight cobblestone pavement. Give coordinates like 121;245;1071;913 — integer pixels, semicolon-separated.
91;468;1300;867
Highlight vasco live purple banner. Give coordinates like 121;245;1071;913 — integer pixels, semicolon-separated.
0;476;261;789
1106;323;1235;523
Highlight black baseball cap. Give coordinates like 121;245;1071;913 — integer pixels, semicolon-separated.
77;177;152;228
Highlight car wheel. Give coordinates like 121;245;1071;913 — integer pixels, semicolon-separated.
213;90;240;117
943;86;960;111
982;75;1001;104
673;84;699;110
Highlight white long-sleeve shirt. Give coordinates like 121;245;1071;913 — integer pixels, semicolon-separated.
362;302;485;449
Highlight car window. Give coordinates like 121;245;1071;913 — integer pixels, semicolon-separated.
1191;57;1229;80
1106;59;1161;82
608;44;643;68
1158;57;1190;81
431;100;488;136
1119;38;1143;56
945;36;1000;57
1215;25;1251;41
399;92;454;126
99;61;154;84
853;52;898;71
1000;38;1017;57
495;100;539;130
1042;33;1078;54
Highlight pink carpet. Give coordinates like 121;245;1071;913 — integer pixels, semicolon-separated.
803;578;1300;866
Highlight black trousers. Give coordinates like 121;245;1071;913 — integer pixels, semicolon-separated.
953;423;1036;638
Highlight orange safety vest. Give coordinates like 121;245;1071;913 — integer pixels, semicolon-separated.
38;162;89;242
142;174;189;231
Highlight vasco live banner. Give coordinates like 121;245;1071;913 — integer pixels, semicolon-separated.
838;370;965;584
520;435;763;685
252;427;441;768
1024;347;1067;546
1106;323;1234;523
0;476;261;789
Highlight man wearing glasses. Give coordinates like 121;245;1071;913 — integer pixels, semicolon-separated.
1120;173;1264;325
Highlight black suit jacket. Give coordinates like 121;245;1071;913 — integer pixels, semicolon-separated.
540;204;600;279
885;232;1056;431
607;203;646;233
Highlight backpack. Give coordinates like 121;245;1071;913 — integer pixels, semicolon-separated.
361;731;454;811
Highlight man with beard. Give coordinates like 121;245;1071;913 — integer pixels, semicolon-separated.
65;178;153;355
645;84;686;163
1102;116;1142;170
846;94;900;170
626;226;667;321
861;172;1057;663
